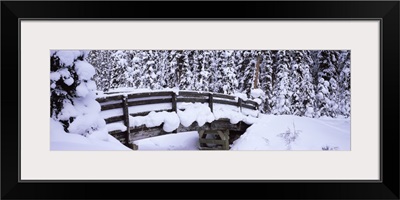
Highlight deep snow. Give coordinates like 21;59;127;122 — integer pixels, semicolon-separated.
50;118;130;151
230;114;350;150
51;114;350;150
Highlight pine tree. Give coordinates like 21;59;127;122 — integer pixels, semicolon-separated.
208;50;220;93
179;50;194;90
271;50;291;115
288;51;303;116
219;50;238;94
315;50;340;117
237;50;256;97
86;50;113;92
259;50;274;113
191;50;203;91
124;50;143;88
295;50;316;117
338;50;351;117
108;50;128;89
51;50;106;136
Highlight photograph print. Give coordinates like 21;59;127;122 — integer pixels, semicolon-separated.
50;50;350;151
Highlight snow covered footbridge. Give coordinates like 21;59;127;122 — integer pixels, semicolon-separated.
96;90;260;150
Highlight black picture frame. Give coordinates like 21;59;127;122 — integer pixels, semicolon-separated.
2;1;399;199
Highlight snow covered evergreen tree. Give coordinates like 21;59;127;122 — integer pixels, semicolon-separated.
142;50;162;89
217;50;238;94
294;50;316;117
108;50;129;89
50;50;108;139
338;51;351;117
86;50;113;92
124;50;142;88
164;50;181;88
259;50;274;113
288;50;303;116
237;50;256;97
315;50;340;117
179;50;194;90
191;50;204;91
271;50;292;115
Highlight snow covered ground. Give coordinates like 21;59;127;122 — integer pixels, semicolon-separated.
132;114;350;151
51;114;350;150
50;118;130;151
50;111;350;151
230;114;350;150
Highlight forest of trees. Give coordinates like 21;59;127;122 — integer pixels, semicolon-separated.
86;50;351;118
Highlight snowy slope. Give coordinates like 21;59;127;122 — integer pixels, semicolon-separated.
231;115;350;150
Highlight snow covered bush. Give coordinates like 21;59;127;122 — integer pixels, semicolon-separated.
321;145;339;151
278;122;301;150
50;50;108;139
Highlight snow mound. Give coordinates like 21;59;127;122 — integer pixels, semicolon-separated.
250;88;264;98
233;92;248;101
230;115;350;150
253;98;262;105
55;50;82;67
50;118;130;151
106;122;127;132
213;104;258;124
129;111;180;132
177;103;215;127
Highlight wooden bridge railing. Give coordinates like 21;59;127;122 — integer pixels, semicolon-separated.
96;91;259;147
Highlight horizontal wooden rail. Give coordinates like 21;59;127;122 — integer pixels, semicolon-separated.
96;95;123;103
213;99;240;107
101;102;124;111
212;93;236;100
127;98;172;107
104;115;124;124
128;91;173;99
178;91;209;97
176;98;209;104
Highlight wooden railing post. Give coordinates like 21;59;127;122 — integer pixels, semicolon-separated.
172;92;177;112
171;92;178;133
208;93;213;112
238;98;243;112
122;96;131;147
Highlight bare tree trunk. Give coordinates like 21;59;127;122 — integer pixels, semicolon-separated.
253;54;261;89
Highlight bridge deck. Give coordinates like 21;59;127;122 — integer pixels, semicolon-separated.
96;90;259;149
109;118;250;144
